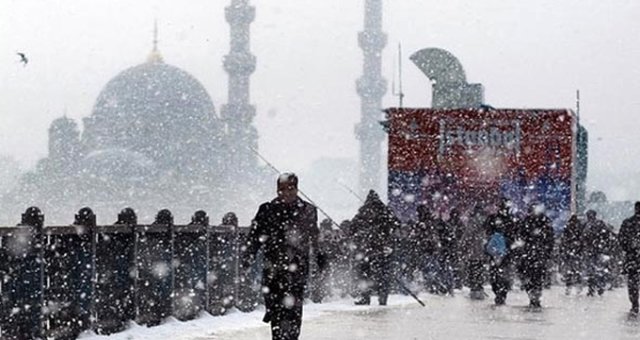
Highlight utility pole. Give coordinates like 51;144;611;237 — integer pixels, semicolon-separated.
392;43;405;108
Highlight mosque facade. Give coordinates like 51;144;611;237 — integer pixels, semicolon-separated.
3;2;268;224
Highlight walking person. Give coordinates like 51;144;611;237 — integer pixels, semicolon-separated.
351;190;399;305
415;205;444;294
435;212;456;295
517;204;555;308
460;204;488;299
310;219;333;303
583;210;612;296
445;208;465;290
242;173;325;340
560;215;585;295
619;201;640;315
484;199;517;305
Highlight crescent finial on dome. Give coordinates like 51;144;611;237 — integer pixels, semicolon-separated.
147;19;164;63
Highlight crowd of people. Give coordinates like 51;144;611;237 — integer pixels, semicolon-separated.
241;173;640;340
306;193;640;315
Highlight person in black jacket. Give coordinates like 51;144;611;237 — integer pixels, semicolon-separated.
434;212;456;295
517;204;555;308
242;173;324;340
351;190;399;305
415;205;444;294
460;205;488;299
583;210;612;296
484;199;517;305
560;215;585;295
445;208;465;290
619;201;640;315
310;218;334;303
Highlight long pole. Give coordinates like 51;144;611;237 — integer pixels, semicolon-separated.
391;43;405;108
247;146;342;229
395;277;426;307
337;181;365;203
398;43;404;108
576;89;580;124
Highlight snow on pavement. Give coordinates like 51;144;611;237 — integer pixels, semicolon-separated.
81;287;640;340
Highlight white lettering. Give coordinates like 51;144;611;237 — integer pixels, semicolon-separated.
438;119;521;155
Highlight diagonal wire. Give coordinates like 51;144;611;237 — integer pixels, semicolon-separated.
247;146;342;229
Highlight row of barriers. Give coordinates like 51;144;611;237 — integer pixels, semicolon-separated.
0;207;262;340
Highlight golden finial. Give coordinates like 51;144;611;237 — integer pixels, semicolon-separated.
147;19;163;63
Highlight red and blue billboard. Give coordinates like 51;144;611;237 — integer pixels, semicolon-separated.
386;107;577;231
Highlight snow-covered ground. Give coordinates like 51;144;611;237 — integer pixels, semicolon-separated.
81;286;640;340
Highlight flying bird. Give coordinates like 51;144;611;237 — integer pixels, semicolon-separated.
16;52;28;66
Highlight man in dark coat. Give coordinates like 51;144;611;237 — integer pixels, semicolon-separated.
619;201;640;315
434;212;456;295
415;205;445;294
351;190;399;305
560;215;585;294
517;204;555;308
445;208;465;290
310;218;334;303
242;173;323;340
460;205;488;299
483;199;517;305
583;210;612;296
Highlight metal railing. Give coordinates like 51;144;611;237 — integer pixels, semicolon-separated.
0;207;260;340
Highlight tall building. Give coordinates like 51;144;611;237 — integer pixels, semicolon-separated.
222;0;259;177
355;0;387;195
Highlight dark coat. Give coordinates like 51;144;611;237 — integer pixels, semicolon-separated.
438;217;459;259
460;210;487;260
413;217;441;257
518;213;555;269
560;216;584;261
350;191;400;296
350;191;398;261
619;214;640;274
583;219;613;259
243;197;319;322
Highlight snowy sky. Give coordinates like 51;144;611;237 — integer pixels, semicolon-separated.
1;0;639;200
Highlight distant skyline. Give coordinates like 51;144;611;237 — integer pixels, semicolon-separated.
1;0;639;200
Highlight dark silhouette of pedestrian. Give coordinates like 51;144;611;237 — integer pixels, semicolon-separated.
560;214;585;294
444;208;464;291
517;204;554;308
484;199;517;305
351;190;399;305
242;173;324;340
583;210;612;296
460;204;488;299
310;218;333;303
619;201;640;315
415;205;444;294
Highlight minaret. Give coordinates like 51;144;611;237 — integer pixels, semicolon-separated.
356;0;387;194
222;0;258;175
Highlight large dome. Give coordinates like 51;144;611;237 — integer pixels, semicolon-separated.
83;59;221;168
81;148;156;181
